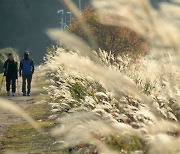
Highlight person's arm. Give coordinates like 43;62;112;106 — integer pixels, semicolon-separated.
3;61;7;76
19;60;23;77
31;60;34;74
16;62;18;79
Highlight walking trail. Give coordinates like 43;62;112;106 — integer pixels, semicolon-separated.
0;74;39;146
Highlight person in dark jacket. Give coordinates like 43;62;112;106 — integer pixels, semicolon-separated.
3;53;18;96
19;51;34;96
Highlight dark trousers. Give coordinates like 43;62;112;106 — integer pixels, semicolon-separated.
22;74;32;94
6;76;16;93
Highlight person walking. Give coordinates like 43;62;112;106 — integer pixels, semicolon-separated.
19;51;34;96
3;53;18;96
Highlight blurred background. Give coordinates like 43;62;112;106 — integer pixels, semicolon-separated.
0;0;172;64
0;0;90;63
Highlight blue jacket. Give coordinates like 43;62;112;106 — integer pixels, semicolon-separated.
19;58;34;75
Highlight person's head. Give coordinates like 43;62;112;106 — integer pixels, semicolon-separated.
8;53;14;61
24;51;29;59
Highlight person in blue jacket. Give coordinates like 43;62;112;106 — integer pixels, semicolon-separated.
19;51;34;96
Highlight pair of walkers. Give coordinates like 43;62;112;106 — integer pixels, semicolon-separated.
3;52;34;96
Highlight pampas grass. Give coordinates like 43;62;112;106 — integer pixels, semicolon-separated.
42;0;180;153
43;47;179;153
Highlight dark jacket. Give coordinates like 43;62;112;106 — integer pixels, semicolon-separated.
19;57;34;76
3;59;18;78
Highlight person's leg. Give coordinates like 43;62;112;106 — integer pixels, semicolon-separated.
27;74;32;96
11;77;16;95
6;76;11;96
22;75;27;95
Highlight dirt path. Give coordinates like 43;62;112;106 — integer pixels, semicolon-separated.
0;74;59;153
0;74;39;142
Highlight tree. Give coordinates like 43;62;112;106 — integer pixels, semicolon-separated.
68;7;147;56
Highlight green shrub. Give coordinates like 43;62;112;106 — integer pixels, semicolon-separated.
0;47;20;73
46;46;58;58
106;135;147;153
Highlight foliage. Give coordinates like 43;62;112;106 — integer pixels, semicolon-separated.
43;0;180;152
68;6;147;55
43;47;180;153
0;47;20;73
71;82;86;100
106;135;147;153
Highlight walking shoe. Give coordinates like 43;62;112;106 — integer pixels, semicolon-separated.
23;93;26;96
7;91;10;96
27;93;31;96
12;93;15;96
